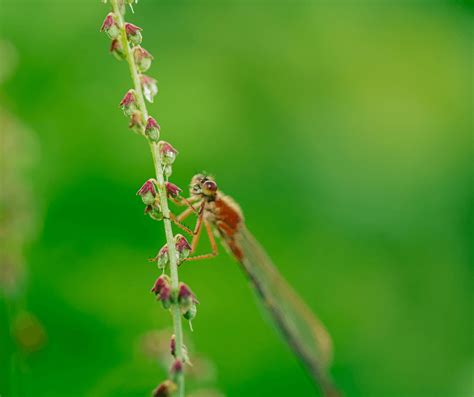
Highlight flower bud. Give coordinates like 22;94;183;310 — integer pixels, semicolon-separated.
151;275;172;309
152;380;177;397
145;117;160;143
140;74;158;103
170;334;176;357
119;89;138;116
155;245;169;269
137;179;157;205
178;282;198;314
183;303;197;321
174;234;191;261
129;111;144;134
110;39;125;60
145;204;163;221
170;359;183;381
132;46;153;73
100;13;120;39
165;182;182;198
125;23;142;45
158;141;178;165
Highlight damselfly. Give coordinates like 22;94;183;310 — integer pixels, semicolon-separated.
169;174;340;397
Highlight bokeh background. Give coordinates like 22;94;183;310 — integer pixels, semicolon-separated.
0;1;472;396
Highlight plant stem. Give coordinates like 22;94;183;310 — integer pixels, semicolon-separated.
110;1;185;395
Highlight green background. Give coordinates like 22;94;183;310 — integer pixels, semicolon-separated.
0;1;472;396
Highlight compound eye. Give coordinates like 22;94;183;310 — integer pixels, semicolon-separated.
204;180;217;193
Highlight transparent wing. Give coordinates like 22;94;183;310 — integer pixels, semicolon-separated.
232;226;339;396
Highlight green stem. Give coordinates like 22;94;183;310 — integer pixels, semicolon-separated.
110;1;185;395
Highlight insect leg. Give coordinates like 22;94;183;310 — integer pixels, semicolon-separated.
184;221;219;262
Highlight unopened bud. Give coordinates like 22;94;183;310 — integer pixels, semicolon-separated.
137;179;157;205
133;46;153;73
183;303;197;321
110;39;125;60
151;275;172;309
178;282;198;314
174;234;191;260
152;380;177;397
140;74;158;103
125;23;142;45
145;117;160;143
158;141;178;165
155;245;169;269
165;182;182;198
119;89;138;116
170;359;183;381
129;111;144;134
170;334;176;357
100;13;120;39
145;204;163;221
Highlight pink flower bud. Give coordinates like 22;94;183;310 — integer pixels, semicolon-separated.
165;182;181;198
174;234;191;260
137;179;157;205
109;39;125;60
151;274;169;295
140;74;158;103
156;245;169;269
133;46;153;73
170;359;183;380
178;283;195;302
178;282;199;315
100;13;120;39
151;275;172;308
145;116;160;143
152;380;177;397
170;334;176;357
125;23;143;45
158;141;178;165
119;89;138;116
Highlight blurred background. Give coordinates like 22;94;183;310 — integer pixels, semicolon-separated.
0;1;472;396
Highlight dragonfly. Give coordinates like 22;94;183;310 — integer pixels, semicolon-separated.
169;174;340;397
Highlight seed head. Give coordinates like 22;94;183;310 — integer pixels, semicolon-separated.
133;46;153;73
145;116;160;143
